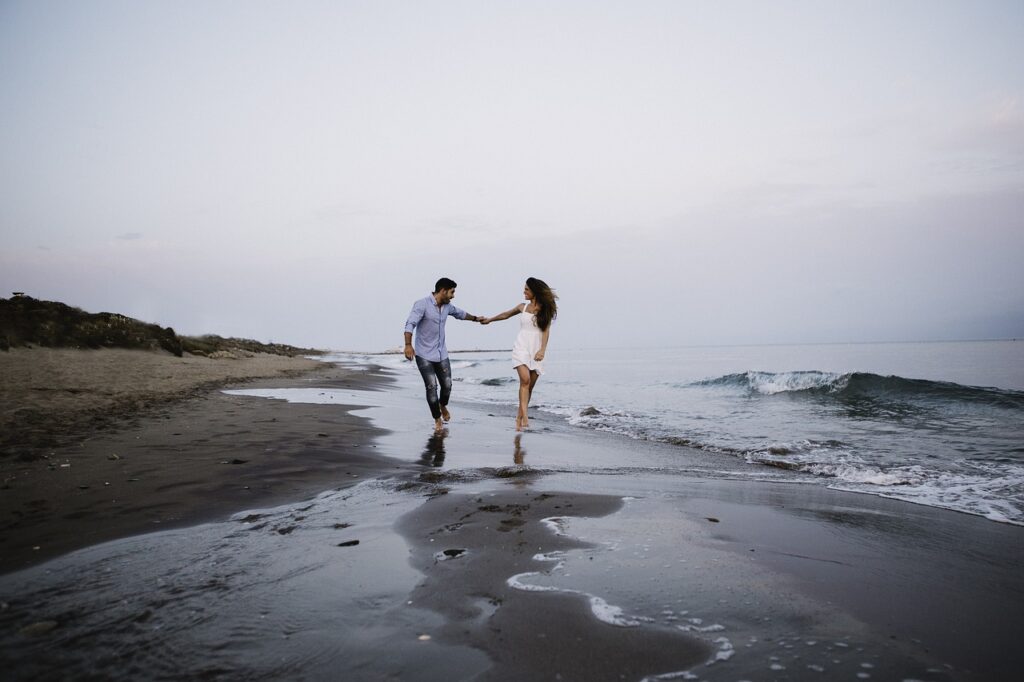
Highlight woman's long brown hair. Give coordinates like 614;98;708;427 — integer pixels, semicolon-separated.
526;277;558;332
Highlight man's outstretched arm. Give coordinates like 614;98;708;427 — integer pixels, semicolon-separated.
450;305;483;322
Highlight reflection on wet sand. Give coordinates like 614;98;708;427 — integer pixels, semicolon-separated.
514;433;525;465
419;429;447;467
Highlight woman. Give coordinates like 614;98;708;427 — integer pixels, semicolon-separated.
481;277;558;431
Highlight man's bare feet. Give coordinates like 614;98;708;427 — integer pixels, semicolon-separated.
440;405;451;422
434;418;444;433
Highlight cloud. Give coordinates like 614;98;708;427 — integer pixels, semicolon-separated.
115;232;143;241
936;95;1024;157
991;96;1024;127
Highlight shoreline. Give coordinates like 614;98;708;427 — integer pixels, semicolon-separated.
345;364;1024;680
0;349;403;574
1;353;1022;679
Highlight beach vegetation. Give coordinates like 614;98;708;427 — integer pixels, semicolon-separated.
0;295;320;357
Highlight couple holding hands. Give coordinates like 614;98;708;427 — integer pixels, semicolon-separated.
403;276;558;432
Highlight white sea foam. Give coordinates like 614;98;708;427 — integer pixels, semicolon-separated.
707;636;735;664
744;370;847;395
506;572;562;592
589;596;641;627
506;572;640;627
532;551;565;561
805;463;917;486
676;623;726;633
831;463;1024;526
327;353;408;368
540;516;569;536
460;376;515;386
506;516;641;628
640;671;699;681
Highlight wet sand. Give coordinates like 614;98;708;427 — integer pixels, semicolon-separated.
1;356;1023;680
384;438;1024;680
351;370;1024;681
0;349;402;573
396;488;711;680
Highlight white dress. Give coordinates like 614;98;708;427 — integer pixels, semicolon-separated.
511;303;544;374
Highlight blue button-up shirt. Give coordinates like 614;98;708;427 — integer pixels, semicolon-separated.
405;294;468;362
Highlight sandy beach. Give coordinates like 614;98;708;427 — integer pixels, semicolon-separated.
0;348;400;572
1;353;1022;681
1;348;324;458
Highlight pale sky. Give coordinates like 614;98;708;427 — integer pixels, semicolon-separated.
2;0;1022;351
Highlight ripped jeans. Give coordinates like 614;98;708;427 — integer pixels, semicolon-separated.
415;356;452;420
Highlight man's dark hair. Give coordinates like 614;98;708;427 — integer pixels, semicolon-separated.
434;277;457;293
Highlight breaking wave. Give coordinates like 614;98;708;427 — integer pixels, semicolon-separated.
690;371;1024;408
457;376;516;386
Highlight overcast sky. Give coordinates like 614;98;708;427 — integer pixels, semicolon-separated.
2;0;1022;351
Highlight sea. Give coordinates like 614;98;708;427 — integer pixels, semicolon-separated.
345;340;1024;526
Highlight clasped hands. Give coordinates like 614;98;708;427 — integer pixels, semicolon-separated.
472;316;543;360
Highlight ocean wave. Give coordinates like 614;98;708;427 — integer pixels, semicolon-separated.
745;445;924;486
452;371;1024;525
459;376;516;386
691;370;846;395
690;371;1024;408
565;407;749;459
561;408;1024;523
744;446;1024;523
832;462;1024;525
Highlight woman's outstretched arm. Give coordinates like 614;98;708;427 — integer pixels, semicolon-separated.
480;304;524;325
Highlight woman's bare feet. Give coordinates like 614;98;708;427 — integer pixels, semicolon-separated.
440;405;451;422
434;418;444;433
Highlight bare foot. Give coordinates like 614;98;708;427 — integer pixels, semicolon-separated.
515;414;522;432
434;418;444;433
440;405;451;422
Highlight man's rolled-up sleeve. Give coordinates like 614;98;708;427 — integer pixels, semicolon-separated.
449;305;468;320
405;300;425;333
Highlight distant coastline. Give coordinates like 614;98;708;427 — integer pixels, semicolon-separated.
371;348;511;355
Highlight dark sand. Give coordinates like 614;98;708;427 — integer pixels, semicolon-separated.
386;471;1024;681
397;488;712;680
0;350;403;573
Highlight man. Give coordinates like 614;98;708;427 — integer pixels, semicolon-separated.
404;277;484;432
